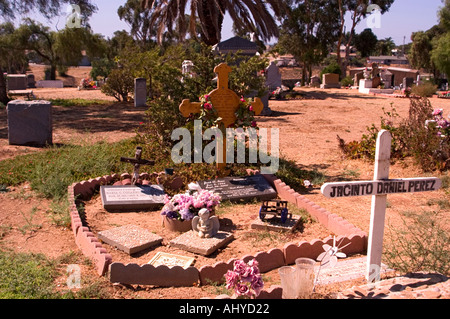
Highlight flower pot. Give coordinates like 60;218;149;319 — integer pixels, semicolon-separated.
162;215;192;232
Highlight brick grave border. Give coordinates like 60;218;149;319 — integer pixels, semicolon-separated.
68;172;367;299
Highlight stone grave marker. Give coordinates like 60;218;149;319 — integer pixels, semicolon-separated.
100;146;163;211
134;78;147;107
179;63;264;170
36;80;64;88
197;174;277;203
265;62;282;92
321;130;442;283
7;100;52;146
320;73;341;89
97;224;163;255
148;252;195;268
169;230;234;256
6;74;27;90
100;184;166;212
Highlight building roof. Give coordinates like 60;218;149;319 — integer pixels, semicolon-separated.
214;36;258;55
369;55;408;61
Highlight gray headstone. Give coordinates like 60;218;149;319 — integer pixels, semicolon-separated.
7;100;52;146
134;78;147;107
6;74;27;90
265;62;282;91
403;77;414;88
100;184;165;212
27;74;36;88
36;80;64;88
197;175;277;203
97;224;163;255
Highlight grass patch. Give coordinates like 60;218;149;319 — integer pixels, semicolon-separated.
47;98;110;107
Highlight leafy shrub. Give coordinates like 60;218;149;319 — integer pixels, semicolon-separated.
340;76;354;87
338;98;450;171
320;62;341;79
411;82;438;97
385;210;450;276
101;68;134;102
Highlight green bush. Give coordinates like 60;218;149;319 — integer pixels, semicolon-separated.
101;68;134;102
385;210;450;276
340;76;354;87
338;98;449;171
320;62;341;79
411;82;438;97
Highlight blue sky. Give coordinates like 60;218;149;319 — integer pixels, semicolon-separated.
18;0;445;46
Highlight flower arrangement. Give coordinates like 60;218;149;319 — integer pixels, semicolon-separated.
431;108;450;137
225;259;264;298
160;188;221;221
197;94;258;129
80;78;98;90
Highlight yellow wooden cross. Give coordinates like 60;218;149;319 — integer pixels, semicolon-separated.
179;63;264;170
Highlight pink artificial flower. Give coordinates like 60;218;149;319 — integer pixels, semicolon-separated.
240;96;246;102
251;121;257;127
233;260;248;276
204;94;210;100
433;109;443;116
235;283;250;296
225;270;239;289
248;105;254;111
203;103;212;110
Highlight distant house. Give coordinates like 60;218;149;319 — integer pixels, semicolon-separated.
368;55;409;66
213;36;258;56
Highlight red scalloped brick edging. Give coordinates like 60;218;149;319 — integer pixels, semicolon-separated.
68;172;368;288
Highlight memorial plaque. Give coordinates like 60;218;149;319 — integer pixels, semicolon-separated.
197;175;277;202
100;184;165;212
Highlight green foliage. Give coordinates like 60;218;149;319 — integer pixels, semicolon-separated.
90;57;116;80
320;61;341;79
354;28;378;58
340;76;354;87
411;82;438;97
0;250;56;298
385;210;450;276
101;68;134;101
338;98;450;171
47;98;109;107
431;32;450;78
0;139;138;200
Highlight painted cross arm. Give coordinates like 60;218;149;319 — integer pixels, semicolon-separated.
179;99;202;118
251;97;264;116
321;177;442;199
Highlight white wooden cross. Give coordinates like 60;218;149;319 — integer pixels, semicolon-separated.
321;130;442;282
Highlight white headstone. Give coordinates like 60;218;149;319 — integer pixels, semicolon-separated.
265;62;282;91
321;130;442;283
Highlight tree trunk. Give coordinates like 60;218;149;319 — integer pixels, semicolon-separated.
50;65;57;80
0;71;10;105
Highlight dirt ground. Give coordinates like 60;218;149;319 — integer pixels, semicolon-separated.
0;70;449;299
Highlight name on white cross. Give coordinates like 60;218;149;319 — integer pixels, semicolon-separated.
320;130;442;283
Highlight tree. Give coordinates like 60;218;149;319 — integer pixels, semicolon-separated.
409;31;433;71
0;22;28;74
118;0;154;48
277;0;340;84
431;32;450;78
354;28;378;57
336;0;395;76
16;19;105;80
140;0;286;45
0;0;97;104
375;37;395;56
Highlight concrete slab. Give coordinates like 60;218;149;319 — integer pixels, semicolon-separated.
169;230;234;256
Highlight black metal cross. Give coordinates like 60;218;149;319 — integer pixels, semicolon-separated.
120;146;155;185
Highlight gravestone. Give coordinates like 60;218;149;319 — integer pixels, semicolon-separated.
354;72;364;87
36;80;64;88
169;230;234;256
403;77;414;89
134;78;147;107
310;76;321;88
179;63;264;170
6;74;27;90
100;184;165;212
148;252;195;268
97;224;163;255
265;62;282;91
381;70;393;89
27;74;36;88
320;73;341;89
321;130;442;283
7;100;52;146
197;174;277;203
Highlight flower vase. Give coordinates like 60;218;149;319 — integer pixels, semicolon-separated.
162;216;192;233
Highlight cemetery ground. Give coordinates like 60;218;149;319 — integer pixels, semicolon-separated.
0;81;449;299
